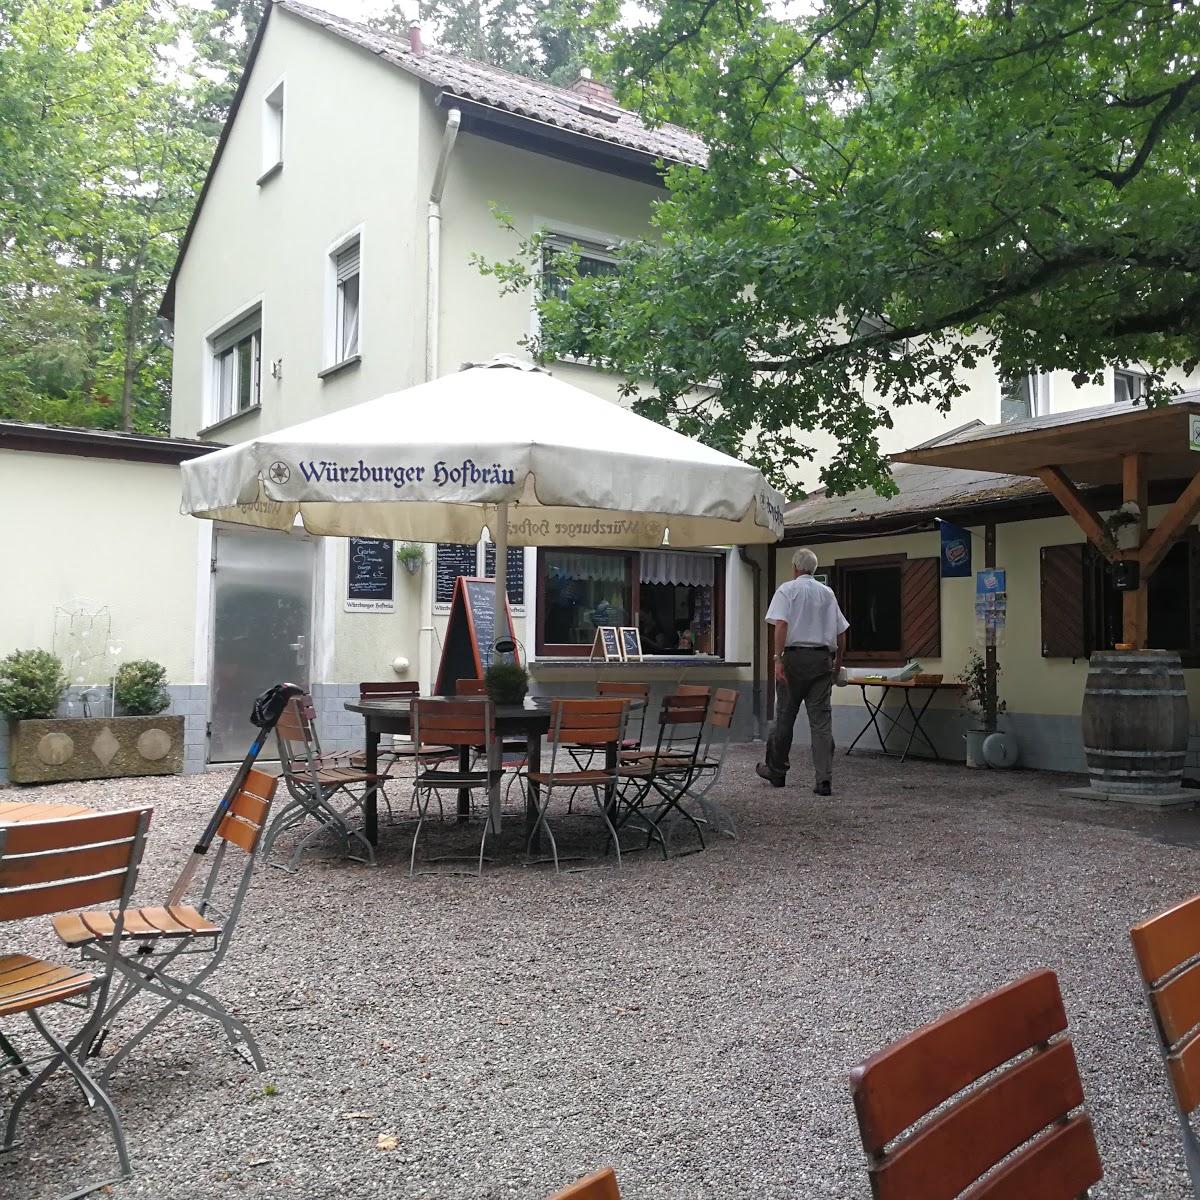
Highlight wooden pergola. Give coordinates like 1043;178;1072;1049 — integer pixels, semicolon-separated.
893;396;1200;648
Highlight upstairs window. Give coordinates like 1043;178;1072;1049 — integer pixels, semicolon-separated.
333;239;361;362
1114;368;1148;404
540;234;619;303
1000;370;1049;424
261;80;284;180
210;308;261;425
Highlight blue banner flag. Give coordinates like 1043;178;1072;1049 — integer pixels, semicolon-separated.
940;521;972;577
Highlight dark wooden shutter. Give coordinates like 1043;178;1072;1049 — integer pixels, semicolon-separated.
901;557;941;658
1040;543;1088;658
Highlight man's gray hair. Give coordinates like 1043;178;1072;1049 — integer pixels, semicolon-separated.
792;547;819;575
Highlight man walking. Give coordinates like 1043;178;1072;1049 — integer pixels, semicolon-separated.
757;547;849;796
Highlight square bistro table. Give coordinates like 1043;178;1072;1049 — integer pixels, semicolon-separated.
843;678;965;763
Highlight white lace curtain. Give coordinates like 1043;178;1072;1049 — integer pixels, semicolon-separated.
639;551;716;587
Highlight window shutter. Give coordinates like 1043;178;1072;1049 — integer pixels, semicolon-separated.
335;241;360;283
900;557;941;658
1040;543;1088;658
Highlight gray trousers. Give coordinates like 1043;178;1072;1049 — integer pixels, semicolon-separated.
766;647;835;785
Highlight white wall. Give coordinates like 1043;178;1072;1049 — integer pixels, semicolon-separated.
170;8;427;443
0;451;201;682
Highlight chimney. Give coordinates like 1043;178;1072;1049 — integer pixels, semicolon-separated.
569;74;615;105
407;21;423;55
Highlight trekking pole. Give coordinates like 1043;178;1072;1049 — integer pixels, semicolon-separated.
167;682;302;907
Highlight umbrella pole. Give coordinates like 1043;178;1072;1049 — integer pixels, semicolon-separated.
494;501;508;665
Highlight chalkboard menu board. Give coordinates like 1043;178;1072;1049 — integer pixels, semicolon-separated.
435;543;478;604
434;576;520;695
484;543;525;605
346;537;394;612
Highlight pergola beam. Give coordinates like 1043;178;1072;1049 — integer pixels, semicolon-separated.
1139;467;1200;577
1034;467;1118;562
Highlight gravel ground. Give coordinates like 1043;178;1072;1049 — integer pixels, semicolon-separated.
2;745;1195;1199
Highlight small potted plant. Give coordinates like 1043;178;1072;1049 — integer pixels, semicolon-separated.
957;647;1006;768
0;649;68;725
485;662;529;706
396;543;425;575
114;659;171;716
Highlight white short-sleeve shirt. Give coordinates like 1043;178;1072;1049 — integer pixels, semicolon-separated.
765;574;849;651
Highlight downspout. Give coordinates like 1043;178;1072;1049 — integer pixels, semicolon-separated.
418;106;461;691
738;546;764;739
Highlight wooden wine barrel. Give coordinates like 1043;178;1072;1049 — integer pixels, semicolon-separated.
1081;650;1189;797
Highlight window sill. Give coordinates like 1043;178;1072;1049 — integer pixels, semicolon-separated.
318;354;361;381
198;404;261;438
257;161;283;187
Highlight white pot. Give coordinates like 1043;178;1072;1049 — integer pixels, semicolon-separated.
965;728;989;769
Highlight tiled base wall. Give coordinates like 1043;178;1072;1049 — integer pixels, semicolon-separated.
786;703;1200;781
0;684;209;785
310;683;368;755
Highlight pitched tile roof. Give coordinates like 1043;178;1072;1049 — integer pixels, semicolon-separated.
277;1;707;167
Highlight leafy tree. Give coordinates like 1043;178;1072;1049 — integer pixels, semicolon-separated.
0;0;213;433
502;0;1200;494
378;0;605;84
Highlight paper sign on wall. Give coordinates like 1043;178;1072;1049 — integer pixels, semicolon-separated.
1190;412;1200;452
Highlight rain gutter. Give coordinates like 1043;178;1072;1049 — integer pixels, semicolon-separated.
738;546;764;739
419;106;462;690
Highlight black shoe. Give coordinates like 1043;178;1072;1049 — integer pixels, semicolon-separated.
756;762;785;788
813;781;832;797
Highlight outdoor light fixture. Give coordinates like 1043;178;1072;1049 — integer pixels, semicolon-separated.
1112;559;1141;591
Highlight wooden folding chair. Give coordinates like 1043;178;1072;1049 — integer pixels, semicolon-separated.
678;688;740;839
351;682;452;823
52;770;278;1080
261;693;379;870
849;968;1103;1199
565;682;650;811
1;807;152;1199
613;693;711;858
1132;893;1200;1192
410;699;501;876
550;1166;621;1199
525;699;629;872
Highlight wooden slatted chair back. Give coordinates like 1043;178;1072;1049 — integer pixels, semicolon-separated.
275;694;320;765
550;1166;621;1200
709;688;739;729
413;698;495;751
849;968;1102;1200
659;693;710;725
359;681;420;700
551;699;627;749
215;768;278;856
0;808;152;922
674;684;711;698
455;678;487;696
1132;894;1200;1116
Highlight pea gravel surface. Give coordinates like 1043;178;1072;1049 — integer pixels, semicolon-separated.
2;746;1195;1199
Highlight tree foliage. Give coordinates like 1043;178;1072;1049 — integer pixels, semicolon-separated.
0;0;235;433
379;0;605;84
507;0;1200;494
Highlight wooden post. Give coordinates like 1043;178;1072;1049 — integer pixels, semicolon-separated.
1121;453;1148;649
984;522;998;732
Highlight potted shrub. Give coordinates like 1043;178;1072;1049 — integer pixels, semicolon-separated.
485;662;529;706
2;650;184;784
114;660;171;716
957;647;1007;768
396;543;425;575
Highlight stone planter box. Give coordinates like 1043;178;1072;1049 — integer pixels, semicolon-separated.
7;716;185;784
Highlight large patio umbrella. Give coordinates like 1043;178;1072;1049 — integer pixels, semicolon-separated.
181;356;785;638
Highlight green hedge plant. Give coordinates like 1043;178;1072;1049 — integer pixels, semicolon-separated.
114;660;171;716
484;662;528;706
0;649;68;721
